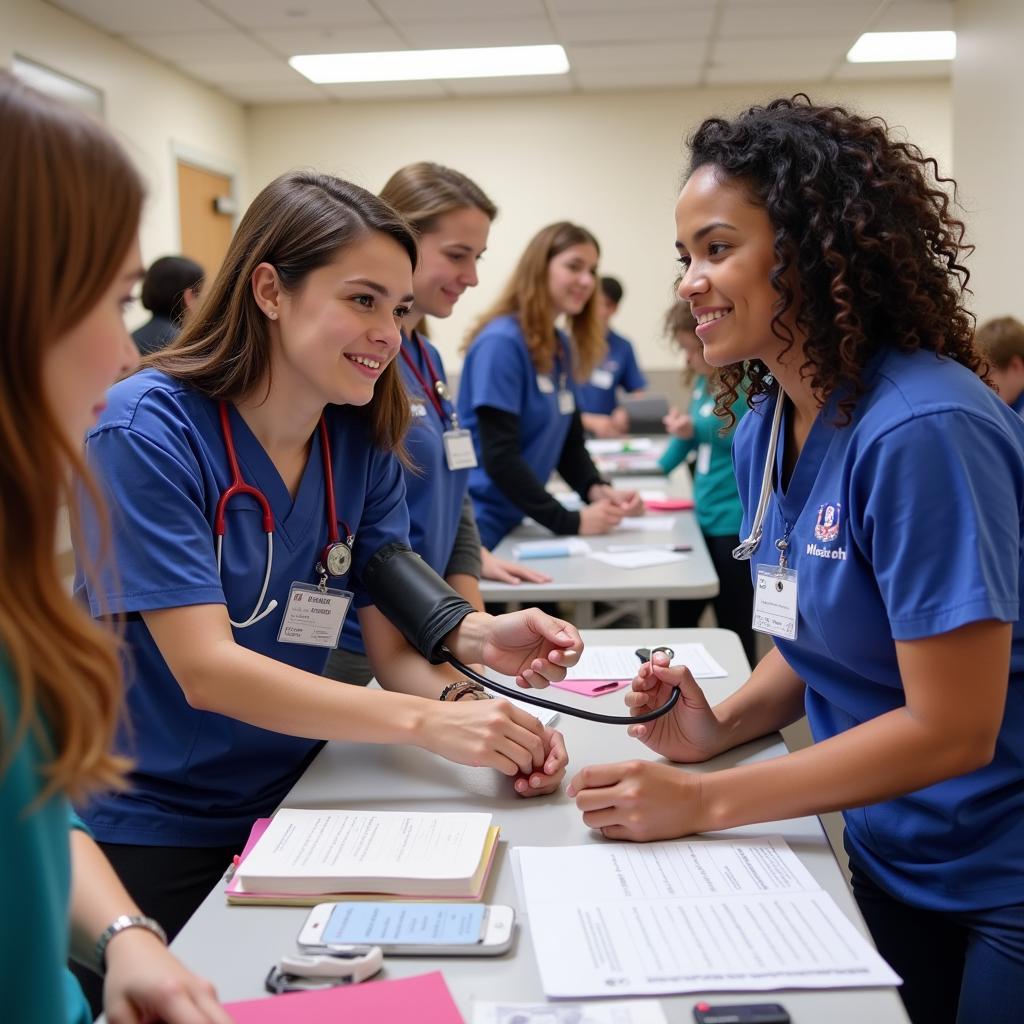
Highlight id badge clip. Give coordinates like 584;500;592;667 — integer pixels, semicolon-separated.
558;389;576;415
443;428;478;470
752;533;798;640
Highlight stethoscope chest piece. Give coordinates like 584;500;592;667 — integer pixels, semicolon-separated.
321;541;353;578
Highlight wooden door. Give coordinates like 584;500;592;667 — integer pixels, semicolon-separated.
177;160;234;280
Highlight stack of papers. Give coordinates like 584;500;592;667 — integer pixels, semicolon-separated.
562;644;727;681
617;515;677;532
515;836;901;997
228;809;499;906
589;549;688;569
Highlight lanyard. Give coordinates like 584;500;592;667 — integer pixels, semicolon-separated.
400;332;454;427
732;388;785;561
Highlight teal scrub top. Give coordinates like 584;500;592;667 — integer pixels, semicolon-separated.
658;375;748;537
0;655;92;1024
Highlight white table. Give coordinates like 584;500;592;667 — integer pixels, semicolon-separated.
167;629;908;1024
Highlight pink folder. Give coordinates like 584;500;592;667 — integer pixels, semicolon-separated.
644;497;694;511
225;970;464;1023
549;677;631;697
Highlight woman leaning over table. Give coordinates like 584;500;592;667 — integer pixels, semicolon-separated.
569;96;1024;1024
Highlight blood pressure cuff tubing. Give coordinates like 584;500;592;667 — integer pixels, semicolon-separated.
362;543;475;663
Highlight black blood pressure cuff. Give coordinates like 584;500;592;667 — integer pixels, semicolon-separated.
362;543;475;663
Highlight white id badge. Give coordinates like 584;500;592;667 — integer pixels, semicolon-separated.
443;428;478;470
536;374;555;394
696;443;712;476
277;582;352;648
558;390;576;415
590;367;614;389
753;565;799;640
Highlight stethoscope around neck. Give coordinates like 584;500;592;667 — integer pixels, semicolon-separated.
732;386;785;562
214;401;353;629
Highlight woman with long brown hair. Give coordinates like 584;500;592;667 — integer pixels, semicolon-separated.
570;96;1024;1024
0;72;229;1024
74;169;577;955
457;222;643;549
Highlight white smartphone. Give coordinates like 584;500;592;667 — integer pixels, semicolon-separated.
297;901;515;956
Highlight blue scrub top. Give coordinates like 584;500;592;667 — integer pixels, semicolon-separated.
733;349;1024;912
339;332;469;656
457;314;577;548
577;329;647;415
75;369;410;847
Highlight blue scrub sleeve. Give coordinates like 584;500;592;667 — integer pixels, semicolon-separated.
621;341;648;392
462;328;527;416
851;410;1023;640
83;426;225;616
350;447;412;608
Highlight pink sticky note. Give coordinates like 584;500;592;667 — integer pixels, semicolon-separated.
225;970;464;1023
550;677;631;697
645;498;694;511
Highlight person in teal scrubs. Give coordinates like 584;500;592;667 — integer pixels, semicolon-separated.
658;300;755;662
0;72;229;1024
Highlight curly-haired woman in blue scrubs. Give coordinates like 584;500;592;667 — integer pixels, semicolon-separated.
570;96;1024;1024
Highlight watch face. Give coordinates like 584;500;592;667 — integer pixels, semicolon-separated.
324;542;352;577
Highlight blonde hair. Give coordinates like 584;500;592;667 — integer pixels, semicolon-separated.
0;72;142;800
465;221;605;379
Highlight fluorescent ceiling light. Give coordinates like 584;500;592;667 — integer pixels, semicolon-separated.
290;44;569;83
847;31;956;63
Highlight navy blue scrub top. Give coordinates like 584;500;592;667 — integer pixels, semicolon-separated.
577;329;648;415
456;314;577;549
733;349;1024;912
339;332;469;656
75;369;410;847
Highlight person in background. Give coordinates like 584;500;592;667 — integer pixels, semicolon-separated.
569;96;1024;1024
975;315;1024;415
659;300;755;664
578;276;649;438
458;223;643;549
131;255;204;355
325;161;549;687
0;71;229;1024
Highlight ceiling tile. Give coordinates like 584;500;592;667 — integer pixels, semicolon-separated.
220;80;329;103
552;0;706;11
566;42;706;70
718;3;877;38
374;0;545;19
319;80;448;100
399;17;555;49
205;0;383;30
710;35;852;65
706;59;835;85
833;59;953;80
255;25;409;56
126;30;270;63
574;66;702;90
50;0;231;34
445;74;573;96
553;10;712;43
175;59;310;85
872;1;955;32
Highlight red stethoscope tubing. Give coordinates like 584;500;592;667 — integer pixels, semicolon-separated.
399;333;448;424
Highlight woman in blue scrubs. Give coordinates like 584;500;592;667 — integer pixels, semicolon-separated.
569;97;1024;1024
75;171;578;954
1;72;228;1024
458;222;643;549
327;162;549;689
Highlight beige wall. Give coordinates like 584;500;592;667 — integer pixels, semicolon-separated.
2;0;247;296
247;79;952;373
953;0;1024;323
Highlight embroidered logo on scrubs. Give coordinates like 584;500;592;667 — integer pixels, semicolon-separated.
409;401;428;418
813;502;842;542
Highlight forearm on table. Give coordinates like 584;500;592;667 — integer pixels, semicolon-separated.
710;646;807;753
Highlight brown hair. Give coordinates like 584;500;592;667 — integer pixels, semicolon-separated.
147;171;418;454
975;316;1024;369
685;95;979;425
0;71;142;800
465;222;605;379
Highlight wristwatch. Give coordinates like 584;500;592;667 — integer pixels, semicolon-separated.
95;914;168;973
439;679;493;702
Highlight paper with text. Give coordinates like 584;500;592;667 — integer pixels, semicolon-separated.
565;645;727;681
473;999;667;1024
589;550;689;570
517;837;900;997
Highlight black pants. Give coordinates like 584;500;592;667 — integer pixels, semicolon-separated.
668;532;757;664
71;841;235;1019
849;856;1024;1024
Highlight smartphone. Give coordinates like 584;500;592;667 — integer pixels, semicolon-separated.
297;901;515;956
693;1003;791;1024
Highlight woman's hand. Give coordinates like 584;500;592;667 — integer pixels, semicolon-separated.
103;929;232;1024
579;499;625;535
567;760;704;842
587;484;643;517
625;651;724;763
478;608;582;687
480;547;552;585
421;696;552;776
663;407;694;439
513;726;568;797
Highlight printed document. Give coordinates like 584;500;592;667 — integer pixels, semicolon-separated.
474;1000;667;1023
516;836;901;997
565;644;727;681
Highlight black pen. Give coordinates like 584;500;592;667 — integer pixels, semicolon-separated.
606;544;693;553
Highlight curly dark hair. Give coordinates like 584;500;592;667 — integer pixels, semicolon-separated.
685;95;979;424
